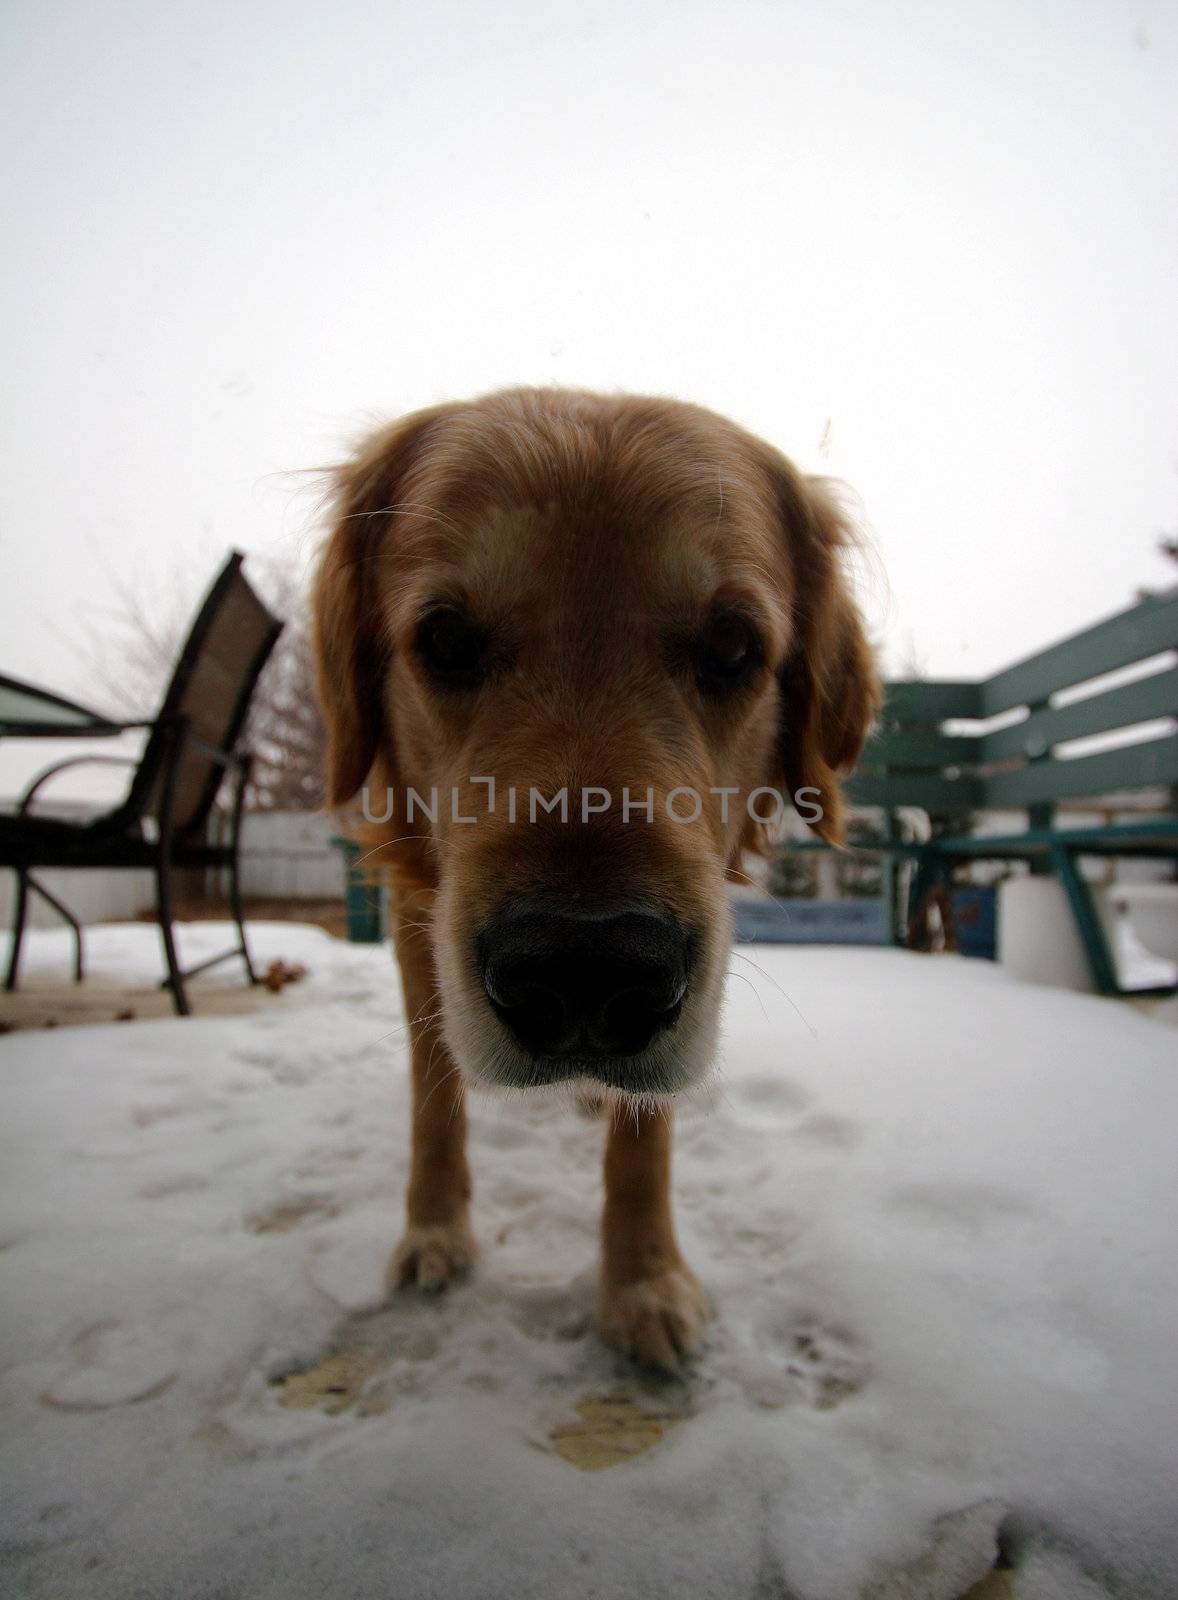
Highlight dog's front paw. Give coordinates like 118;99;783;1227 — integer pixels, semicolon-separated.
598;1265;711;1371
387;1218;478;1294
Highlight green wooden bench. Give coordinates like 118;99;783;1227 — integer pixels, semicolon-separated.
840;591;1178;996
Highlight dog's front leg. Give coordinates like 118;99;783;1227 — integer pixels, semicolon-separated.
386;887;477;1293
598;1106;709;1369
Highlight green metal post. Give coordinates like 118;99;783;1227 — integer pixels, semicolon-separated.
1051;844;1119;996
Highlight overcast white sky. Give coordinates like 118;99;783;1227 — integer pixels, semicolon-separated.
2;0;1176;718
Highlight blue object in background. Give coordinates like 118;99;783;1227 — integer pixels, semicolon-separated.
951;886;997;960
732;897;889;945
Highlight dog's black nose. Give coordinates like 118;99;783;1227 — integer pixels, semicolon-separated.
480;900;690;1059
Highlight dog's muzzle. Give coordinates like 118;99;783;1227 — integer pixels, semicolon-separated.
478;898;691;1068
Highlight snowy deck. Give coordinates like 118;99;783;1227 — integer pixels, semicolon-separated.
1;924;1175;1599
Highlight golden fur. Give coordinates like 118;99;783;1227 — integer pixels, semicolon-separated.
312;387;879;1367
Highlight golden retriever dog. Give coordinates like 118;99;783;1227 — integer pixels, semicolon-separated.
312;387;879;1369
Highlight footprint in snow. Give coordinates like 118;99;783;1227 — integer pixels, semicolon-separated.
40;1320;177;1411
293;1145;367;1181
502;1279;595;1345
790;1111;861;1151
742;1312;867;1411
245;1192;341;1233
255;1309;442;1425
727;1075;813;1119
130;1103;189;1128
138;1173;212;1201
231;1048;319;1086
885;1180;1036;1233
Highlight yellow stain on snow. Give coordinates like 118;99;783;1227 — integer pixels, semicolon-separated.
548;1396;683;1472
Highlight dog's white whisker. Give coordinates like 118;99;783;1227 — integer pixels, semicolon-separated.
349;833;432;869
727;966;771;1024
730;951;818;1039
418;1058;464;1121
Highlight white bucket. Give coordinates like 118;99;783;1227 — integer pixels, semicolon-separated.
998;876;1114;993
1111;883;1178;964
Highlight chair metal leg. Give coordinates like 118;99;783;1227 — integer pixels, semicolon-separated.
27;874;85;983
228;856;258;986
5;871;85;989
155;857;190;1016
4;870;29;991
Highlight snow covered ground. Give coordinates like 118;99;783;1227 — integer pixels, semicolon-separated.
1;922;1176;1600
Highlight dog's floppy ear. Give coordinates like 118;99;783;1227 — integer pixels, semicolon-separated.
771;466;881;846
312;406;447;806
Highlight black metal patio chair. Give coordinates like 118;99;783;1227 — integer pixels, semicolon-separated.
0;551;283;1014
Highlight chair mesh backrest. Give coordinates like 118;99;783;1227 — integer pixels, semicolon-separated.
125;553;283;838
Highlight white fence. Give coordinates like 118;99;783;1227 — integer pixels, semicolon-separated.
237;811;343;899
0;811;348;930
0;866;156;931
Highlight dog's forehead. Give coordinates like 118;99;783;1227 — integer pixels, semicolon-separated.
392;416;786;618
433;499;717;593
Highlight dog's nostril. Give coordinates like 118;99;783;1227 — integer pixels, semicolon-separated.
479;901;691;1061
487;972;577;1055
598;978;685;1056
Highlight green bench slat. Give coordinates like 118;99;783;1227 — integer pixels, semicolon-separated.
881;680;984;721
864;663;1178;772
863;729;980;765
845;772;986;810
922;818;1178;857
980;593;1178;715
787;819;1178;856
982;665;1178;762
984;735;1178;808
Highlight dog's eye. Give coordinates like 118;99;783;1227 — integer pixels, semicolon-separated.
696;612;760;691
416;609;486;688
